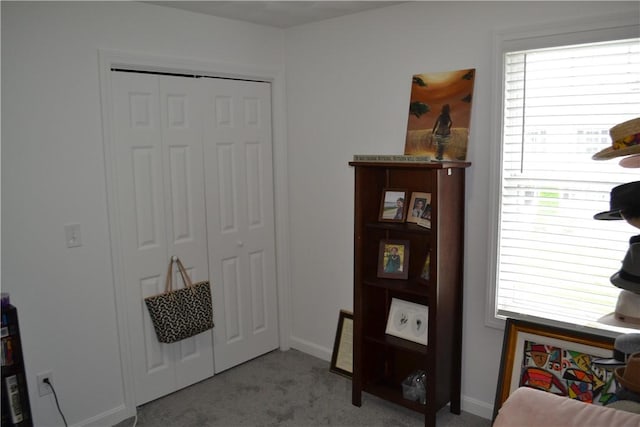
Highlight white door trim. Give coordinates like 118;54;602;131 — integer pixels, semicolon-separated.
97;49;292;413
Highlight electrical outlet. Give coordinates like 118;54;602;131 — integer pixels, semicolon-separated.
37;371;53;397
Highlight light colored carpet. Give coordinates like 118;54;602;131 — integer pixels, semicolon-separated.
115;349;491;427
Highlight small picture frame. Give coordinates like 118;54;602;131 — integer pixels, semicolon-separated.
407;192;431;224
330;310;354;378
377;239;410;279
385;298;428;345
379;188;408;222
419;252;430;282
416;194;432;228
493;318;616;421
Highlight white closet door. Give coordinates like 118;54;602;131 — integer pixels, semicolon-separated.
203;79;279;373
159;75;213;390
111;72;213;405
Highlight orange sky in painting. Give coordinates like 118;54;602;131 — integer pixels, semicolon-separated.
406;69;475;131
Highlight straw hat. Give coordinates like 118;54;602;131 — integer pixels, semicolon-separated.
592;117;640;160
620;154;640;168
615;352;640;393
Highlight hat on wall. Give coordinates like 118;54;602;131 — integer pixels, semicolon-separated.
593;333;640;367
615;352;640;394
598;290;640;330
611;243;640;293
594;181;640;220
593;117;640;160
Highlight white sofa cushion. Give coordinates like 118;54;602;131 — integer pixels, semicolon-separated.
493;386;640;427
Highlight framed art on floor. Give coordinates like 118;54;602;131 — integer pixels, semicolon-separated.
330;310;354;378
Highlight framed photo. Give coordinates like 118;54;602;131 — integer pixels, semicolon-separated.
379;188;408;222
385;298;428;345
407;192;431;224
330;310;354;378
493;318;616;420
416;194;432;229
419;252;430;282
377;239;410;279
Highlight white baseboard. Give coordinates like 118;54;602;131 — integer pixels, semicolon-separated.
290;335;332;362
75;403;134;427
461;395;493;420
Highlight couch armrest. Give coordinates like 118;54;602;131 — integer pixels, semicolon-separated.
493;387;640;427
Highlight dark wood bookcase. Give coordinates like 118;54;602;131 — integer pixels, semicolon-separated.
1;305;32;427
349;161;470;427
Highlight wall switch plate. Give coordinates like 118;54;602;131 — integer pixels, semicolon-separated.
37;371;53;396
64;223;82;248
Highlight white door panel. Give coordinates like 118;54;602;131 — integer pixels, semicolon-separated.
112;73;213;405
112;73;174;404
159;76;214;390
204;79;279;373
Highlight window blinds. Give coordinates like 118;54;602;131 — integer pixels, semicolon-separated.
497;38;640;326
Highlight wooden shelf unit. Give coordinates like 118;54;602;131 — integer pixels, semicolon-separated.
1;305;33;427
349;161;470;427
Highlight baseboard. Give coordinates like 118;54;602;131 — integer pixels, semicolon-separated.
461;395;493;420
290;335;332;362
74;403;134;427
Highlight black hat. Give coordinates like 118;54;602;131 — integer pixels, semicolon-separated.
594;181;640;220
611;242;640;293
593;333;640;367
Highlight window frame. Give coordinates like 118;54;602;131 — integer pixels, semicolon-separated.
486;13;640;334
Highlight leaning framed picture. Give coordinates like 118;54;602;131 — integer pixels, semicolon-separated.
379;188;408;222
330;310;353;378
493;318;616;420
407;192;431;224
377;239;410;279
385;298;428;345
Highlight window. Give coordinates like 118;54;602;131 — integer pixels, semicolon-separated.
488;17;640;332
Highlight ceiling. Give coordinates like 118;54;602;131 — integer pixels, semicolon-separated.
145;1;404;28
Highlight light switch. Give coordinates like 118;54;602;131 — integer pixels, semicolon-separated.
64;224;82;248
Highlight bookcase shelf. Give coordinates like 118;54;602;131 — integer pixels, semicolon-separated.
362;277;431;297
350;160;469;427
363;334;429;355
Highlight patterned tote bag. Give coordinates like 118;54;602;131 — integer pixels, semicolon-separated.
144;257;214;343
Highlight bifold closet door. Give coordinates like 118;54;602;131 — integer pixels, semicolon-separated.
203;79;279;373
111;72;213;405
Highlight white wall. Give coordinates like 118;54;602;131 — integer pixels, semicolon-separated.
4;1;639;426
283;1;639;418
1;2;284;425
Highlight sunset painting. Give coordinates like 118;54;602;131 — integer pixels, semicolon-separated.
404;68;475;161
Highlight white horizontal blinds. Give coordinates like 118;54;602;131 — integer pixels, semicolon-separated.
497;38;640;325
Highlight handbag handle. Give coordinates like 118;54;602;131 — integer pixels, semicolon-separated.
164;256;194;293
